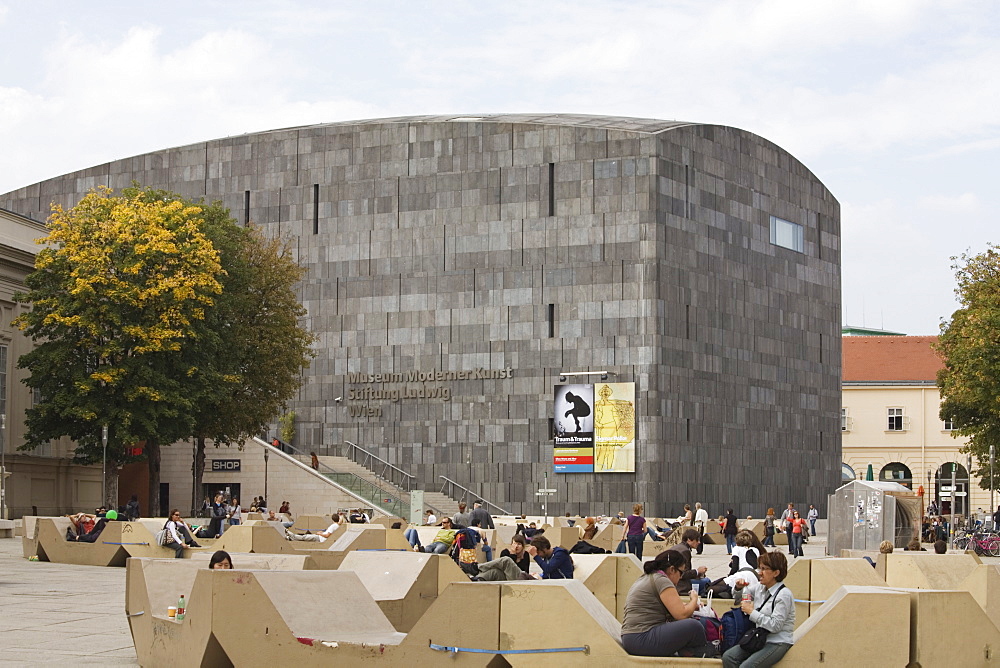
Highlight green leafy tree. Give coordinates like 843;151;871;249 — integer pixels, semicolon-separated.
936;244;1000;492
15;186;224;510
183;208;314;512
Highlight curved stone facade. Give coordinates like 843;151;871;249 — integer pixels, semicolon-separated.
0;114;842;516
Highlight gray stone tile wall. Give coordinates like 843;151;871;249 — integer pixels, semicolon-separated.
0;115;841;517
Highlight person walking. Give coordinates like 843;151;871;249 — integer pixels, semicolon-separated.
469;500;495;530
623;503;648;559
723;508;738;555
763;508;777;547
780;503;795;555
694;502;709;555
789;510;807;557
807;504;819;537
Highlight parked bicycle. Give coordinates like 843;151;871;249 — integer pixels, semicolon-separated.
953;530;1000;556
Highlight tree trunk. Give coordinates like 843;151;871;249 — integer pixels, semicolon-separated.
192;437;206;516
147;440;161;517
105;466;120;512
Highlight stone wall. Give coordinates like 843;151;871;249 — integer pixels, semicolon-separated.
0;114;842;517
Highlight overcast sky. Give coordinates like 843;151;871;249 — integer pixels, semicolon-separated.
2;1;997;335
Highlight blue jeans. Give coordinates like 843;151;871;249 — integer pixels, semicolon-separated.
627;534;645;559
722;641;792;667
426;541;450;554
482;543;493;561
726;534;736;554
809;519;816;536
404;528;422;548
790;532;803;556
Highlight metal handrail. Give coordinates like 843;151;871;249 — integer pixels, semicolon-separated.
343;441;415;493
266;437;406;517
438;476;510;516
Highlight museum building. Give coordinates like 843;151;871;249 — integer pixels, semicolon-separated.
0;114;842;517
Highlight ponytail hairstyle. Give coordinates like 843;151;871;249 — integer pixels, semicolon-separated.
643;547;687;575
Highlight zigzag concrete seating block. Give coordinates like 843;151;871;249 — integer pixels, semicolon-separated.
189;552;312;569
290;514;338;532
556;526;586;548
211;570;407;666
213;523;301;554
738;519;765;541
34;518;215;566
779;585;910;666
784;558;884;625
572;553;644;621
497;580;720;666
369;516;405;528
889;587;1000;666
126;558;220;667
325;524;411;552
958;564;1000;627
879;552;981;589
20;515;45;558
336;551;468;632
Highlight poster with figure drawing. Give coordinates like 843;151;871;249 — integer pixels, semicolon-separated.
594;382;635;473
553;384;594;472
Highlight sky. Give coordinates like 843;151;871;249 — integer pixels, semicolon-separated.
1;0;997;335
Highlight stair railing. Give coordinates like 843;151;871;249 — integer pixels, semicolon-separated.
438;476;510;516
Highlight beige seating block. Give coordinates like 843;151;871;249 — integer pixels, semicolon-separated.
881;552;981;589
568;554;619;618
780;585;910;666
890;587;1000;666
497;580;720;666
20;515;45;559
337;551;468;631
189;551;311;569
35;519;200;566
556;526;585;548
494;524;517;546
125;559;220;667
213;522;300;554
958;564;1000;627
783;558;811;626
369;515;405;528
323;523;410;553
738;519;765;540
211;570;409;666
290;514;337;532
784;558;885;625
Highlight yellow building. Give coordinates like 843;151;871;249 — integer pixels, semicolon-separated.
842;334;991;520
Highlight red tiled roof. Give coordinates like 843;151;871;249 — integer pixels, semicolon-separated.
842;336;943;382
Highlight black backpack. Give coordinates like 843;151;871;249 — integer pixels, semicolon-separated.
569;540;610;554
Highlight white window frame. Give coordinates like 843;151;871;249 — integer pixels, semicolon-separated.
841;408;852;432
886;407;908;432
943;417;956;431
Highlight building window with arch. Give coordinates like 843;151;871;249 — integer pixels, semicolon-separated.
880;462;912;488
842;462;856;481
935;462;970;517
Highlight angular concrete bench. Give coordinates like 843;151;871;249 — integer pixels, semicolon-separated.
33;518;217;566
784;557;884;626
572;553;644;621
878;552;981;589
336;551;468;631
779;585;910;666
495;579;721;666
888;587;1000;666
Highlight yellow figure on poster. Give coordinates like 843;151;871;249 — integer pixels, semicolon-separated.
594;383;635;472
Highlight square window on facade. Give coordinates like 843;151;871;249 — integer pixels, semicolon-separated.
770;215;803;253
943;417;956;431
887;407;904;431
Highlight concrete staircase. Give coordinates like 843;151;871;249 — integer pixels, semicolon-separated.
300;454;462;518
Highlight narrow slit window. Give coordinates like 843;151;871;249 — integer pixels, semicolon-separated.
244;190;251;226
313;184;319;234
548;163;555;216
547;303;555;338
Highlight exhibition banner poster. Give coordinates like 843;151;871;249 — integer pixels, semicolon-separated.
553;384;594;472
594;382;636;473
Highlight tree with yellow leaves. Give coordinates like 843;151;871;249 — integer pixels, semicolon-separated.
16;186;224;510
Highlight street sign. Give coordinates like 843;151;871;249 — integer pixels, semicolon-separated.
535;491;556;496
538;488;557;493
941;485;955;492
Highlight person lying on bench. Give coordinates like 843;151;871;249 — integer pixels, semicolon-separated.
284;513;340;542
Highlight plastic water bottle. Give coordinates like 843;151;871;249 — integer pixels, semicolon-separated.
176;595;186;621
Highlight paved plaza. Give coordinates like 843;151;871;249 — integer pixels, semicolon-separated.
2;530;980;666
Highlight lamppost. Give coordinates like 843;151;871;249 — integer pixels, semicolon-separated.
101;425;108;508
264;446;269;507
1;414;7;520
